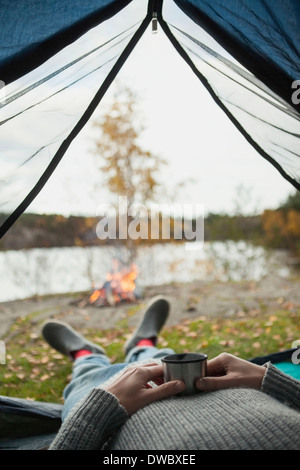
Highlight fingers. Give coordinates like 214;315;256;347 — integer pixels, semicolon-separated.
132;364;167;385
196;353;242;391
129;364;185;399
205;353;233;376
142;364;164;379
196;375;236;392
145;379;185;404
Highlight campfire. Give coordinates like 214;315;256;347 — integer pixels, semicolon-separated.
89;260;139;307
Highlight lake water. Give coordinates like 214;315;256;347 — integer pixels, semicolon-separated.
0;241;290;302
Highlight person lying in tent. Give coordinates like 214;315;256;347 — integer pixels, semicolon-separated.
41;296;300;450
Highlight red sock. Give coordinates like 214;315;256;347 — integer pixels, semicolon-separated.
71;349;92;359
137;337;156;347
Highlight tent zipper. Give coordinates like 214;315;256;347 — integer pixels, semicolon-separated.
150;0;162;33
152;11;158;33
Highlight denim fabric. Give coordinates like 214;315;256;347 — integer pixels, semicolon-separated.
62;346;174;421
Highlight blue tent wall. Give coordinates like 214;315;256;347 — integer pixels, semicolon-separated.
0;0;132;85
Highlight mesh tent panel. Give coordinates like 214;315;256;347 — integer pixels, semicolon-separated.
0;0;150;236
161;0;300;188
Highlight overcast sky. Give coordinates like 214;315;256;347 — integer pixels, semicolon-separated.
27;21;295;218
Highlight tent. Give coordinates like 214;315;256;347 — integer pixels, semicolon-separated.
0;0;299;238
0;0;299;449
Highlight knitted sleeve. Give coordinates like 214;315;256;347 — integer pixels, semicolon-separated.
261;362;300;410
49;388;128;450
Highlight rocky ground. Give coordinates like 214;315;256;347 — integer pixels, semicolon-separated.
1;272;300;341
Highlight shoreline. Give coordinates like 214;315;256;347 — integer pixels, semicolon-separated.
1;273;300;341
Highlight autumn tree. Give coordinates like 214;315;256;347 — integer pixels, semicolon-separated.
92;85;165;208
91;85;166;259
261;190;300;254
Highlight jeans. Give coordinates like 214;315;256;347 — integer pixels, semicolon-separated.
62;345;175;421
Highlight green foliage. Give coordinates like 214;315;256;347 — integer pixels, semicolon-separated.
280;190;300;212
204;213;263;242
0;213;101;250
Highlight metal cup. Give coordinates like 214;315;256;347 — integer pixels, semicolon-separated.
161;353;207;395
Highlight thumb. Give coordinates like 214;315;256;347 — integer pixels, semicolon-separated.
147;380;185;403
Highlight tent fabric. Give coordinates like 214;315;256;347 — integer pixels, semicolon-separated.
161;0;300;191
174;0;300;112
0;394;62;442
0;0;300;238
0;0;151;237
0;0;133;85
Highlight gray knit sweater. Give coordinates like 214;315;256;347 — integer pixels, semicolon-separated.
49;363;300;450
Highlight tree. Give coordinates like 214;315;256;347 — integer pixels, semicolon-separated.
280;190;300;212
92;85;165;208
91;85;166;260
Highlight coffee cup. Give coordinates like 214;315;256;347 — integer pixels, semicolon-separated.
161;352;207;395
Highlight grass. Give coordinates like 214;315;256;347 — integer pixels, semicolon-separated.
0;306;299;404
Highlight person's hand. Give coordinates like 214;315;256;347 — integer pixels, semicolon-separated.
196;353;266;392
104;363;185;415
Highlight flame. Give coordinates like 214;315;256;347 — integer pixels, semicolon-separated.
89;262;138;306
89;289;105;304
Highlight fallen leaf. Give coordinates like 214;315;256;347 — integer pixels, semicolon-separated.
187;331;197;338
269;315;278;322
40;374;50;381
237;311;246;318
282;301;295;310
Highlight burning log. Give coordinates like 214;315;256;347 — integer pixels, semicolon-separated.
89;262;139;307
